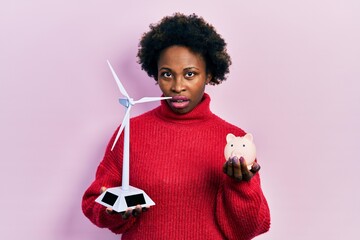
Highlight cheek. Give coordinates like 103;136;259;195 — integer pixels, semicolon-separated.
194;81;206;94
157;80;165;89
158;81;171;94
158;85;166;93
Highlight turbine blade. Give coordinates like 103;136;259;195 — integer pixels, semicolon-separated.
107;60;130;98
111;105;131;151
134;96;172;104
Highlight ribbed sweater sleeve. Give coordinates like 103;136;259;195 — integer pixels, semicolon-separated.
216;171;271;239
82;131;136;234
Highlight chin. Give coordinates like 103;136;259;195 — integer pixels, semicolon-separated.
172;107;190;114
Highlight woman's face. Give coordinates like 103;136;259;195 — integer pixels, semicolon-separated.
157;45;212;114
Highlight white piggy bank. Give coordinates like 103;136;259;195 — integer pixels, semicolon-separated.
224;133;256;170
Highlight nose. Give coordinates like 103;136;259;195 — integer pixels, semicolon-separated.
171;78;185;93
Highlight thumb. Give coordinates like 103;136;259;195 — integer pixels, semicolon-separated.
100;186;107;194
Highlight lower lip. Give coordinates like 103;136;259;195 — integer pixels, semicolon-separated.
170;100;190;109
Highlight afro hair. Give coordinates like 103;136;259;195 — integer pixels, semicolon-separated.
137;13;231;85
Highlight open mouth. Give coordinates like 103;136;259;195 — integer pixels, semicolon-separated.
169;96;190;109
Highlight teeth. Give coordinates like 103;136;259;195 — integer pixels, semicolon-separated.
173;99;185;103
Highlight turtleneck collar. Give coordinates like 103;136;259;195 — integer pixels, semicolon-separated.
155;93;214;124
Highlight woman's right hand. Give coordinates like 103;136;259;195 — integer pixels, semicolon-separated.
100;187;149;219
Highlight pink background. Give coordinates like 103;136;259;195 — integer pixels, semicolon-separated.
1;0;359;239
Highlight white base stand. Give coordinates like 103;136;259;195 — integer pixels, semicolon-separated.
95;186;155;212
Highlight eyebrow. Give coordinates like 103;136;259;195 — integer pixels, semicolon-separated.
158;66;199;71
183;67;199;71
159;67;171;71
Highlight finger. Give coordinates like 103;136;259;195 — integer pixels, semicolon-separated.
100;186;107;194
106;206;121;215
121;209;132;220
142;206;150;212
105;207;118;215
232;157;243;182
222;161;228;174
250;162;261;173
240;157;254;181
132;205;142;217
226;158;234;177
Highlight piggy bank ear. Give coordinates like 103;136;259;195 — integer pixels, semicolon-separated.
226;133;236;143
244;133;253;142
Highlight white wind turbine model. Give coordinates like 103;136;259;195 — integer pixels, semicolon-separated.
95;60;171;212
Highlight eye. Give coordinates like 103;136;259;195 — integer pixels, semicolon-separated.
230;144;233;147
243;144;245;147
185;71;195;78
161;72;172;78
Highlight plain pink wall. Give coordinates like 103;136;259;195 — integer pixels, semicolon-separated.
1;0;359;239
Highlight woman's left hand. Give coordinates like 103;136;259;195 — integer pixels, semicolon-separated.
222;156;260;182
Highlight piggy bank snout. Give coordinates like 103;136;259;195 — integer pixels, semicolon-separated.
230;149;244;158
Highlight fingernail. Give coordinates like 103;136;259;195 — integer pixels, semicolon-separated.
233;157;239;164
239;157;245;164
229;156;238;163
252;164;260;172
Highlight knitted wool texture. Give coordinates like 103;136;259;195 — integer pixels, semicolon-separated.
82;93;270;240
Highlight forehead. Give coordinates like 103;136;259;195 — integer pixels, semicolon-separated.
157;45;206;69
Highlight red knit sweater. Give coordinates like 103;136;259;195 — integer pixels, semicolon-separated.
82;93;270;240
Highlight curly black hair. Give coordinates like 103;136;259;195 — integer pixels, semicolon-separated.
137;13;231;85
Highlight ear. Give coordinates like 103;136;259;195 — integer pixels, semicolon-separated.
205;73;212;84
244;133;253;142
226;133;236;143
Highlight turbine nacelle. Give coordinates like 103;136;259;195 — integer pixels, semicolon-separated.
119;98;131;108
